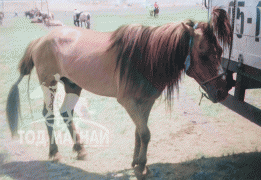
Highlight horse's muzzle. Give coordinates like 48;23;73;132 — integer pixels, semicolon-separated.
201;84;228;103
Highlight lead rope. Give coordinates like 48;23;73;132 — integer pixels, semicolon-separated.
199;86;210;105
198;1;236;105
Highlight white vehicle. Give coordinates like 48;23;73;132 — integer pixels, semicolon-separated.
205;0;261;121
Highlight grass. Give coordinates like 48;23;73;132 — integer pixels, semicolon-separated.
59;7;208;32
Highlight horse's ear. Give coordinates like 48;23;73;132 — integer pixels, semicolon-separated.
182;22;195;37
210;7;232;47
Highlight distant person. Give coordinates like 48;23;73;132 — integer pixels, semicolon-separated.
73;9;81;26
154;2;159;9
154;2;159;16
154;2;159;14
14;12;18;17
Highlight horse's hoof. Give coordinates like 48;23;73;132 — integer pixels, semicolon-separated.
134;165;150;180
132;158;139;168
77;150;87;160
51;152;63;163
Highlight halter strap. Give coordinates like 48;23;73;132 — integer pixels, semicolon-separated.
185;23;198;72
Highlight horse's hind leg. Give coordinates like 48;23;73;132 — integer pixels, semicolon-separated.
60;77;87;160
87;21;90;29
41;79;62;162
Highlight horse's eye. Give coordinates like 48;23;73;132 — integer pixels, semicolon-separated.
201;54;209;63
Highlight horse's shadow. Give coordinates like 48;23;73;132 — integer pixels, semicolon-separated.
1;151;261;180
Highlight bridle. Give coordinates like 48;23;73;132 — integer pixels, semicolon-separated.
185;2;236;105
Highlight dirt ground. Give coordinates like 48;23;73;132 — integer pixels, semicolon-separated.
1;4;261;180
1;84;261;180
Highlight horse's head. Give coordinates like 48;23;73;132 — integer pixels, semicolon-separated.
182;8;232;103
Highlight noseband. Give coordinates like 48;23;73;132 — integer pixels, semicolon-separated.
184;23;227;104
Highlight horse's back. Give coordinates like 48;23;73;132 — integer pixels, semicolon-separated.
37;26;117;96
32;26;113;76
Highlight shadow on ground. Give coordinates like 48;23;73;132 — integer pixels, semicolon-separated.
1;151;261;179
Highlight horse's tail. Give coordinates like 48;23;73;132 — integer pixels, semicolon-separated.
6;38;39;137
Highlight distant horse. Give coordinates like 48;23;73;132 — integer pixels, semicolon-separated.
25;10;34;19
45;19;64;27
147;6;159;17
153;7;159;17
31;11;54;25
41;11;54;20
6;8;232;180
146;5;154;16
31;17;43;23
0;12;4;25
38;11;54;25
74;12;82;27
79;12;91;29
31;12;43;23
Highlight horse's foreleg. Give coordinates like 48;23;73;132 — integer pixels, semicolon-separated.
60;78;87;160
42;82;63;162
132;128;141;167
118;97;155;178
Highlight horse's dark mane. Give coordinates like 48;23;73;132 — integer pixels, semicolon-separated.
107;21;194;105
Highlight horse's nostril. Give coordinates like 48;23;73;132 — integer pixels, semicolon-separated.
217;89;222;97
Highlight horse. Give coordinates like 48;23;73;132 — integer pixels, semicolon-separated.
147;5;159;17
37;11;55;26
25;10;35;19
0;12;4;25
146;5;154;16
31;13;43;23
74;12;82;27
6;8;232;179
31;17;43;23
41;11;54;20
79;12;91;29
45;19;64;27
153;7;159;17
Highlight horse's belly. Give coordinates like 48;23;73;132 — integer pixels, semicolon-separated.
78;79;117;97
61;56;117;97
